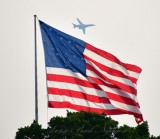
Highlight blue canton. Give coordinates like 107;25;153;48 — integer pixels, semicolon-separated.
39;21;87;76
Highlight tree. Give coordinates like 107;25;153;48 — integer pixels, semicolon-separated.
116;125;138;139
16;111;159;139
136;121;150;138
16;120;47;139
116;122;150;139
47;111;118;139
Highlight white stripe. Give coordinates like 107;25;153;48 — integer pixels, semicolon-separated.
86;60;136;88
48;94;116;110
86;68;111;85
84;48;140;79
47;67;87;81
99;85;138;103
127;70;140;79
110;100;141;114
47;67;112;85
47;81;108;98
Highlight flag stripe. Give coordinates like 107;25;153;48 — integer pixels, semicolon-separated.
48;88;110;103
49;101;143;124
48;101;143;118
48;94;141;114
109;100;141;114
48;86;138;108
86;64;137;95
47;81;107;98
48;94;116;109
86;60;136;89
84;55;137;84
48;101;120;114
47;74;101;90
107;93;139;107
87;76;139;108
47;67;88;81
99;84;138;104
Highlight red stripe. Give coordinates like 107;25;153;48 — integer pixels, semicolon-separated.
47;73;121;91
107;92;139;107
89;76;122;89
47;74;101;90
121;63;142;73
84;55;137;84
48;101;143;123
47;73;132;97
49;101;118;115
48;88;110;103
86;63;137;95
86;43;142;73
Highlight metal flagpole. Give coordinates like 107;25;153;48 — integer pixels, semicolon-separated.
34;15;38;123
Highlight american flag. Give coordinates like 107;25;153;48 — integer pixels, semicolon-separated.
39;20;143;123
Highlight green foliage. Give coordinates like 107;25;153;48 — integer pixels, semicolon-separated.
136;121;150;139
47;111;118;139
116;121;152;139
15;111;160;139
116;125;138;139
16;120;47;139
150;135;160;139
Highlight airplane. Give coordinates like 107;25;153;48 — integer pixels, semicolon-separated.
72;18;95;34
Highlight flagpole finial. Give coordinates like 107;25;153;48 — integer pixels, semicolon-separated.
34;15;39;21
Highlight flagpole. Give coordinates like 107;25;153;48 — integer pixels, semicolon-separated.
34;15;38;123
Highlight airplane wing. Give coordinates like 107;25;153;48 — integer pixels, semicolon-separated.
82;28;86;34
76;18;83;25
88;24;95;27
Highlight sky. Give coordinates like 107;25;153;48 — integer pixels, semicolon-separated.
0;0;160;138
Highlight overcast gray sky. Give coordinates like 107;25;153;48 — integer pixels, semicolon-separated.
0;0;160;138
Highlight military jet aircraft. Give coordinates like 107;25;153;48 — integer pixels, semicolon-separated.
72;18;95;34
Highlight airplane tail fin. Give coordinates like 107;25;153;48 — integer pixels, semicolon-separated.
72;23;76;28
